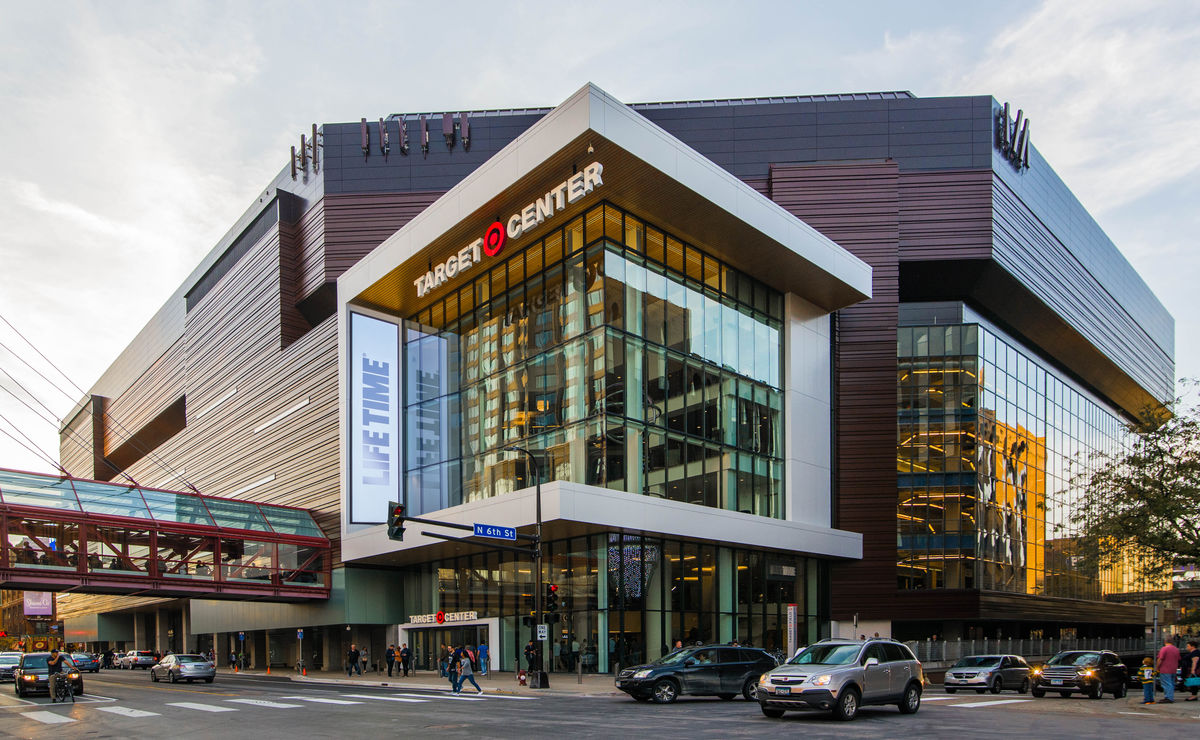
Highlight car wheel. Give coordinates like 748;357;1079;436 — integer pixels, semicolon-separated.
833;686;860;721
1031;686;1045;698
898;682;921;714
170;670;178;684
76;685;83;696
990;677;1003;695
651;679;679;704
742;679;758;701
761;705;785;718
1019;678;1030;694
1112;682;1125;699
204;678;214;684
1088;683;1102;700
944;687;956;694
717;693;735;700
151;670;158;682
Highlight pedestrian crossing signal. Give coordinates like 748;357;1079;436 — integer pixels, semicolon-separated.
387;501;406;541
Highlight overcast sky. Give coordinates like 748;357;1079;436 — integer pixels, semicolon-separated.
0;0;1197;476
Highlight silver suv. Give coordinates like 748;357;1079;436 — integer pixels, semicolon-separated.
757;639;924;721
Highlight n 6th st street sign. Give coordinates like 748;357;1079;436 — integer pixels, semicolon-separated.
473;523;516;541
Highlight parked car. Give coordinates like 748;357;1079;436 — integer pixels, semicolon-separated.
615;645;777;703
944;654;1031;694
151;654;216;684
0;652;23;682
120;650;158;669
757;639;924;721
1030;650;1128;699
71;653;101;673
13;653;84;698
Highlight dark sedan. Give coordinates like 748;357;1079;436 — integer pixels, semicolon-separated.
0;652;22;682
71;653;101;673
13;653;84;698
616;645;777;703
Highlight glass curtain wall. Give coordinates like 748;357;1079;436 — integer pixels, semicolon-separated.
897;323;1128;599
400;531;827;674
403;203;784;519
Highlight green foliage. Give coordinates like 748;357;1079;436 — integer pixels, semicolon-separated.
1070;380;1200;584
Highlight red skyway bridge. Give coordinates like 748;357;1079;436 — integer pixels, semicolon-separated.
0;468;330;601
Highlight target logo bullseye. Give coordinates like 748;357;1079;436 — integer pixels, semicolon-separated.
413;161;605;298
482;221;506;257
436;610;446;624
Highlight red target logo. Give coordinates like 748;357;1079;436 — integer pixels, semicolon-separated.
482;221;506;257
436;610;446;624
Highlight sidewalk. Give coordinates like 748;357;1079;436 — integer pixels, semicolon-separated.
216;666;622;697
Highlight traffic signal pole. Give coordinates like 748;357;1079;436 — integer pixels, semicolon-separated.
504;445;544;687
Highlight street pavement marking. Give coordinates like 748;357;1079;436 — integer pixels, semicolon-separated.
226;698;303;708
98;706;161;718
921;696;958;701
21;710;76;724
280;695;363;705
341;694;428;703
949;698;1033;708
393;691;486;701
166;702;238;712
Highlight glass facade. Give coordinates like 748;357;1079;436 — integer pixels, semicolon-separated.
400;531;828;673
403;203;785;519
897;321;1132;599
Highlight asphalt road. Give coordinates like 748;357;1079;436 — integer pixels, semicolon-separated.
1;671;1195;739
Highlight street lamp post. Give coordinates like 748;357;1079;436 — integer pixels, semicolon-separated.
502;444;543;682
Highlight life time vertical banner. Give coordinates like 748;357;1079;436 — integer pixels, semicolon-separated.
349;312;400;524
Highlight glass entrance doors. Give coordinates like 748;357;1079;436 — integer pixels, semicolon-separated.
408;625;489;672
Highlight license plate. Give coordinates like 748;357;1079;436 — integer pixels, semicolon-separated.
1051;679;1063;686
776;687;791;696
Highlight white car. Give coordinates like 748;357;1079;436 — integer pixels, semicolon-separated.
120;650;157;669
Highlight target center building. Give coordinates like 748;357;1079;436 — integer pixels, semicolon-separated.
336;85;870;669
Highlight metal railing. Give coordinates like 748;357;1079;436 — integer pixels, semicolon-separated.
907;637;1155;663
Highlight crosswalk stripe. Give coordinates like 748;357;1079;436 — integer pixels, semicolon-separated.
279;696;363;705
98;706;161;718
226;698;303;709
166;702;238;712
392;691;485;702
949;698;1033;708
21;711;76;724
340;694;428;703
920;696;958;701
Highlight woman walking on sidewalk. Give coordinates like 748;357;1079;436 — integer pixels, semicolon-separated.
456;648;482;694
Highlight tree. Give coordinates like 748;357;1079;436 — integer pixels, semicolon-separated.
1069;381;1200;585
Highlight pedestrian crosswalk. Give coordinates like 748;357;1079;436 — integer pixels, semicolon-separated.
17;688;536;724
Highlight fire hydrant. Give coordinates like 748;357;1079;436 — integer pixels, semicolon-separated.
518;669;527;686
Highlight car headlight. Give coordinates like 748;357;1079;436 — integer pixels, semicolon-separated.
758;674;771;686
22;675;35;681
1080;669;1094;677
811;674;832;686
632;669;651;679
68;671;81;679
1031;667;1042;675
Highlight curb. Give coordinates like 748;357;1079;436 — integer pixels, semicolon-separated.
287;673;624;698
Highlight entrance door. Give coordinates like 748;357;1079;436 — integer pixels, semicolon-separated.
409;625;490;673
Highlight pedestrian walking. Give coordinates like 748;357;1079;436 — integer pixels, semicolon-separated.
229;649;237;669
399;643;411;677
439;644;449;677
448;646;461;692
1140;657;1156;704
1156;638;1181;703
360;645;370;675
478;642;489;677
457;649;482;694
1185;640;1200;701
347;643;361;677
386;644;396;677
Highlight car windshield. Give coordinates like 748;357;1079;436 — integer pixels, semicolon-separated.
177;656;208;663
953;656;1002;668
0;656;19;665
72;654;91;661
789;644;862;666
22;655;48;669
1047;652;1100;667
653;648;708;666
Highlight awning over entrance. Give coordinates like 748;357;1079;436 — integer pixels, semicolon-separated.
0;468;330;601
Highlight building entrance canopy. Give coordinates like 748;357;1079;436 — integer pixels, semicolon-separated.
0;468;330;601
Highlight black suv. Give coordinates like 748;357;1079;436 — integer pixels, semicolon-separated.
616;645;777;703
1031;650;1128;699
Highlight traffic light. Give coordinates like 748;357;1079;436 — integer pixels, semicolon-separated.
545;584;560;622
386;501;406;541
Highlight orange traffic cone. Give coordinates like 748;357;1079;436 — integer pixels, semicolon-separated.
302;667;307;676
266;666;271;675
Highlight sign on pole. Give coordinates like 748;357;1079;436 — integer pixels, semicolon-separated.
473;523;517;541
297;629;304;640
239;631;245;642
536;624;548;641
786;604;798;660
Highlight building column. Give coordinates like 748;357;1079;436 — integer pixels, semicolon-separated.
155;609;168;654
179;607;191;652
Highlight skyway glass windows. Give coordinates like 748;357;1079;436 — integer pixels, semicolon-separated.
0;470;81;511
404;203;784;519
